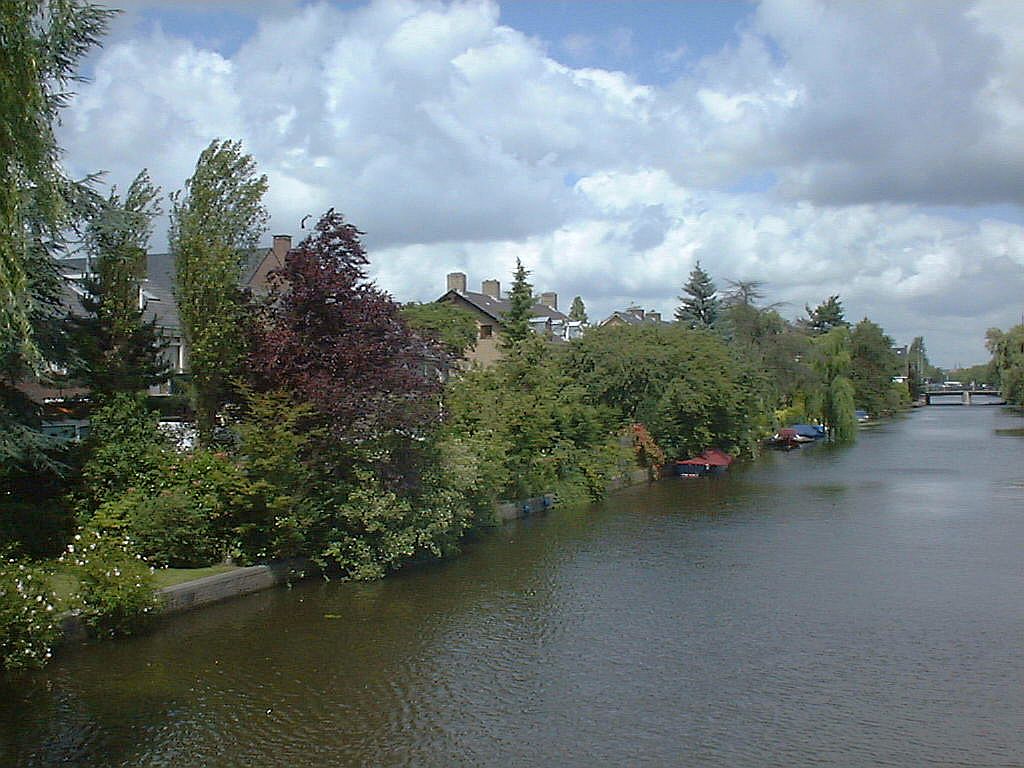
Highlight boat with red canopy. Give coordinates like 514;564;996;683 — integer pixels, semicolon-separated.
674;448;735;476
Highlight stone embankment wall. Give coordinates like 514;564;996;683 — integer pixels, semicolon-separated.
159;558;312;614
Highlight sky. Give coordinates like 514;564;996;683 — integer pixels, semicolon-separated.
58;0;1024;367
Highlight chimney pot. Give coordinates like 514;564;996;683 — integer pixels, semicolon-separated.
272;234;292;260
447;272;467;293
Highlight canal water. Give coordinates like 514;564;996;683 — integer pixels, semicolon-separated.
2;406;1023;767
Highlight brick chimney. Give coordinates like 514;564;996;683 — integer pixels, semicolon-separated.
447;272;467;293
482;279;500;298
627;306;645;320
539;292;558;311
648;311;661;323
272;234;292;264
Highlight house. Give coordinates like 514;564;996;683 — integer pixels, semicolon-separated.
599;306;668;328
437;272;577;367
54;234;294;396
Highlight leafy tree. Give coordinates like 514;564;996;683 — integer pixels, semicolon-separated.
987;324;1024;406
564;323;767;457
674;261;719;330
569;296;588;323
849;318;903;417
169;139;268;444
445;338;624;502
1;0;112;475
722;279;768;309
251;209;441;451
66;170;169;395
719;281;812;409
803;295;848;335
946;362;998;388
250;211;484;578
0;0;113;372
907;336;926;398
400;301;478;358
808;326;856;442
74;392;165;517
502;258;534;348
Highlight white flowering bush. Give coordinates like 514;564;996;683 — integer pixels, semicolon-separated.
0;556;59;670
61;530;159;638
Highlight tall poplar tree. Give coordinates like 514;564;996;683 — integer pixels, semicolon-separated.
675;261;719;330
169;140;268;443
569;296;588;323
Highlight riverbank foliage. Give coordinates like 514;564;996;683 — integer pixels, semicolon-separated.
2;1;920;669
986;324;1024;406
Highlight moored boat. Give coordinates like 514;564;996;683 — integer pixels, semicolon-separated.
765;428;802;450
675;448;735;476
789;423;826;439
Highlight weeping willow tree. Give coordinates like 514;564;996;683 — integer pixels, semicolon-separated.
1;0;113;371
810;326;857;443
1;1;114;474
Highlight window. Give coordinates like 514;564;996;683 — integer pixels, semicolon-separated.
479;324;493;339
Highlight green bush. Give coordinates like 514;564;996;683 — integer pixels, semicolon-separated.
63;529;158;638
0;556;60;670
232;389;324;562
75;393;165;516
321;476;424;581
320;461;478;581
126;489;225;568
89;449;244;568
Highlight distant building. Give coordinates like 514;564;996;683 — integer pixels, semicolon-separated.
53;234;294;397
437;272;579;367
599;306;668;328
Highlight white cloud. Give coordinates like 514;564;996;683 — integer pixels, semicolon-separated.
56;0;1024;365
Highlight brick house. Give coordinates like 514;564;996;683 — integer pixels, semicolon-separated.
437;272;581;367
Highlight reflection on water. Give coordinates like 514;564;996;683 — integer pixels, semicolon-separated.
2;407;1023;767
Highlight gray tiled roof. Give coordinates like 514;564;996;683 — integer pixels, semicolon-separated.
142;251;179;331
58;248;274;335
600;310;671;327
441;289;570;323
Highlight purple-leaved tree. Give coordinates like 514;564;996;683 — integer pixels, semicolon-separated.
251;210;442;448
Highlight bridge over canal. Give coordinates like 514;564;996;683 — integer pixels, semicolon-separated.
923;387;1005;405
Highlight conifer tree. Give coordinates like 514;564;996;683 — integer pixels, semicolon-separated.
803;295;848;335
674;261;719;330
66;170;169;396
501;259;534;349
